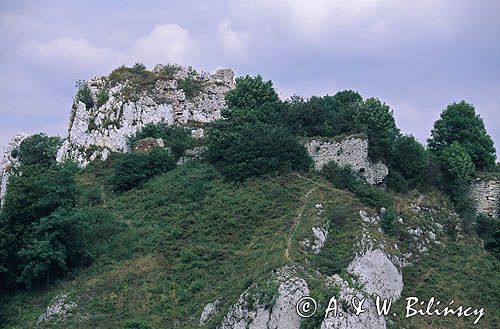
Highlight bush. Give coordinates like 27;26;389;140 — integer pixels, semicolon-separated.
205;121;312;181
17;207;95;288
321;161;392;208
177;77;203;99
75;80;94;109
321;162;359;190
225;75;279;110
128;122;195;159
112;148;176;191
476;214;500;259
390;135;428;190
96;89;109;108
18;133;62;167
381;207;398;236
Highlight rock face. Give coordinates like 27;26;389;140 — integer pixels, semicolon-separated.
304;137;388;185
347;249;403;300
0;133;30;207
322;249;403;329
470;178;499;218
36;294;81;328
218;268;309;329
199;300;220;326
56;64;235;166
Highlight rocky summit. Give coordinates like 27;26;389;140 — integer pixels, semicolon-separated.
56;64;235;166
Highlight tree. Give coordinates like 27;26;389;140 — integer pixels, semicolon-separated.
112;148;176;191
389;135;428;190
355;98;400;161
428;101;496;170
18;134;62;167
441;142;475;187
17;208;95;288
205;120;312;181
225;75;279;110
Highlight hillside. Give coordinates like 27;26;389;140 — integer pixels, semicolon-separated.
0;65;499;329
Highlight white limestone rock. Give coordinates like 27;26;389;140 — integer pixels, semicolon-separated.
57;65;235;166
321;275;386;329
218;269;309;329
200;300;220;326
347;249;403;300
304;137;388;185
0;133;30;207
36;294;82;328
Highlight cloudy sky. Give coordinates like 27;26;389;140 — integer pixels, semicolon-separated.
1;0;499;157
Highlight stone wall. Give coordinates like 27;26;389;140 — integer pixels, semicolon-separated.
56;64;234;166
0;133;30;207
470;178;500;218
303;136;388;185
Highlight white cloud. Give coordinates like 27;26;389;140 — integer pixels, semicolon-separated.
28;36;125;72
217;19;249;59
131;24;197;68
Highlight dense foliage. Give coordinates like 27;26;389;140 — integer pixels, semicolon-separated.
112;148;176;191
206;76;312;181
128;122;195;159
0;134;87;289
428;101;496;170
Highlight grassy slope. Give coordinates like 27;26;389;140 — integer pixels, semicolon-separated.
1;161;499;329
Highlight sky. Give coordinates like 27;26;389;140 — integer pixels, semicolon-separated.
1;0;499;157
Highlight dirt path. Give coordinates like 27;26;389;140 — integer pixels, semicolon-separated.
284;187;316;261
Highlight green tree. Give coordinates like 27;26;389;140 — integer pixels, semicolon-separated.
389;135;428;190
17;208;95;288
441;142;475;187
428;101;496;170
225;75;279;110
355;98;400;161
17;133;62;167
205;120;311;181
112;148;176;191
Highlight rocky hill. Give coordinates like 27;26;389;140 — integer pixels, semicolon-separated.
0;64;498;329
57;64;234;166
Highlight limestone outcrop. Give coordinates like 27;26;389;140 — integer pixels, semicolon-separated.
470;178;499;218
56;64;234;166
217;268;309;329
304;137;388;185
0;133;30;207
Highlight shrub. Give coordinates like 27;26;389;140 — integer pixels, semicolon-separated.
96;89;109;108
225;75;279;110
476;214;500;259
381;207;398;236
321;162;359;190
177;77;203;99
75;80;94;109
321;161;392;208
111;148;176;191
17;207;95;288
205;121;312;181
160;64;180;79
18;133;62;167
128;122;195;159
390;135;428;190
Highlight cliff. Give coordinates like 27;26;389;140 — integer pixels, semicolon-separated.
56;64;234;166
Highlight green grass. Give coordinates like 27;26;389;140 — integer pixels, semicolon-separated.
389;239;500;329
1;161;498;329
